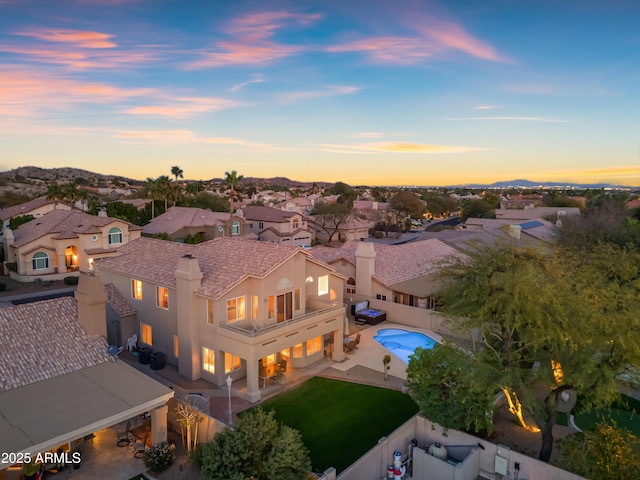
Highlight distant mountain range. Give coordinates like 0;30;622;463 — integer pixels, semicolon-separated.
0;167;636;190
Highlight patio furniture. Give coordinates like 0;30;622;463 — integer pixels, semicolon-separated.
126;333;137;352
133;433;149;458
344;334;361;354
116;420;133;447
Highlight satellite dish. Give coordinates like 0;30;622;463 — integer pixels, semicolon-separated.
107;345;123;362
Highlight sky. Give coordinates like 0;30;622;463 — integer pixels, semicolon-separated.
0;0;639;187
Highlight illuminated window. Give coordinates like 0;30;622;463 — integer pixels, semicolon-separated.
131;279;143;300
294;289;301;310
32;252;49;270
307;336;322;355
225;352;241;373
203;347;215;374
140;322;152;345
108;227;123;245
318;275;329;296
156;286;169;309
227;296;246;322
252;296;259;319
173;335;179;358
293;343;303;358
207;300;214;325
268;295;275;319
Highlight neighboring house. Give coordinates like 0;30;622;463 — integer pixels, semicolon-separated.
461;217;558;247
494;206;580;220
275;197;314;215
242;205;312;246
0;274;173;469
0;197;71;229
311;239;463;310
2;209;142;281
353;199;393;224
94;236;346;403
142;206;253;242
309;216;371;244
499;194;543;209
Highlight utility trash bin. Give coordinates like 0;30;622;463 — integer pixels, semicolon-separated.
139;347;153;364
150;351;166;370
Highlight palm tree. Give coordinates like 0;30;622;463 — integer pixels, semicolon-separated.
155;175;172;213
169;182;183;207
77;189;89;212
63;182;80;207
46;183;63;202
171;166;184;182
224;170;244;235
143;177;158;219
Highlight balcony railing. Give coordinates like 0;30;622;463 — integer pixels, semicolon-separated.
219;297;345;338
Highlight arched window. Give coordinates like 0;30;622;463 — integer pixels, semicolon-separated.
108;227;123;245
32;252;49;270
231;221;240;236
346;277;356;294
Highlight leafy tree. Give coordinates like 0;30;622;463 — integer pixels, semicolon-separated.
105;201;141;225
311;202;352;242
370;187;388;202
171;165;184;182
185;182;204;196
555;422;640;479
194;408;311;480
406;342;496;433
460;198;496;220
9;214;34;230
423;193;459;218
182;191;230;212
389;190;426;225
433;242;640;462
328;181;357;205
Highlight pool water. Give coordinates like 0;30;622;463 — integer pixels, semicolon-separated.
373;328;436;364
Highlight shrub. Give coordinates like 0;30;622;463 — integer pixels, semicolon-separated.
5;262;17;273
144;441;175;473
64;276;79;285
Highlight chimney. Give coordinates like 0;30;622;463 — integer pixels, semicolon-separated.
175;253;203;380
355;241;376;298
74;272;108;338
98;208;107;218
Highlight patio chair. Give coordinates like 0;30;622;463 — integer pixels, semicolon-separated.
126;333;138;352
116;420;133;447
133;433;149;458
354;333;361;349
344;337;358;354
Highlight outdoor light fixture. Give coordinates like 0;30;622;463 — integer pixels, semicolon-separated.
226;375;233;426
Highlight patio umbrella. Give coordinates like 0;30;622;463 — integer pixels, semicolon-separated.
344;315;350;336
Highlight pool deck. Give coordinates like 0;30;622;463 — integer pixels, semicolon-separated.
332;322;442;382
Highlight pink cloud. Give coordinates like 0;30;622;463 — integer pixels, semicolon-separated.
0;66;153;116
326;37;431;64
187;10;321;68
125;96;241;118
116;129;275;149
16;28;117;48
276;85;360;103
317;142;486;154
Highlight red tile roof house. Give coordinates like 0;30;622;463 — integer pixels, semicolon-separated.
94;236;346;403
241;205;313;246
311;239;465;333
308;216;371;243
0;273;173;471
142;206;254;242
0;197;71;229
352;199;393;224
2;209;142;282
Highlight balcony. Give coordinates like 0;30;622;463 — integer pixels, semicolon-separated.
218;297;344;339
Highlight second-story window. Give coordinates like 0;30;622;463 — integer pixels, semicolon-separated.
227;296;246;322
108;226;123;245
131;279;143;300
293;219;299;229
318;275;329;296
232;221;240;235
156;286;169;309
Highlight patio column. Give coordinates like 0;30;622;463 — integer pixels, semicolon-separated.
150;403;169;445
331;328;345;362
245;355;261;403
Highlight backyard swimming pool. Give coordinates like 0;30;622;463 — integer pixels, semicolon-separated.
373;328;437;364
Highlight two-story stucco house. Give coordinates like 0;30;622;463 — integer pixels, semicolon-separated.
2;209;142;281
0;197;71;230
94;236;346;403
242;205;313;246
142;206;254;242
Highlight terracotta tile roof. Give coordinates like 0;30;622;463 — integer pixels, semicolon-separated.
142;207;231;236
0;297;111;393
10;209;142;248
241;205;297;223
0;197;56;221
353;200;390;210
95;236;322;299
494;207;580;220
311;239;463;288
104;283;137;317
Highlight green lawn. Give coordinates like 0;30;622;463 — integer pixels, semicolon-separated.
248;377;419;473
573;394;640;435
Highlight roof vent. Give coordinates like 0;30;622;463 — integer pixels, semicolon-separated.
182;253;193;259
